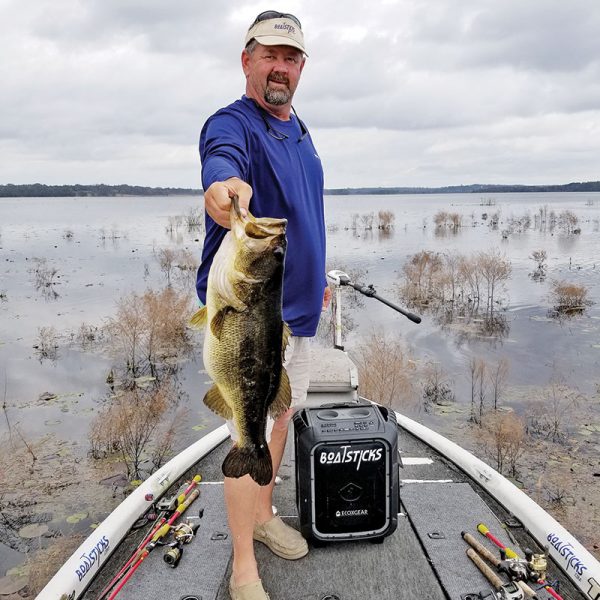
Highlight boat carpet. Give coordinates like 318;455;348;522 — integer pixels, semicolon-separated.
401;481;556;600
211;428;448;600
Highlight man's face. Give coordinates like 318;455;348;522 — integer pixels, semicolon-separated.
242;43;305;108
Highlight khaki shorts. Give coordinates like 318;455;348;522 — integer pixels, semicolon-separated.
227;336;312;443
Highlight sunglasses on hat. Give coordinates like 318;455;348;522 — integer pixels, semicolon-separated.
250;10;302;30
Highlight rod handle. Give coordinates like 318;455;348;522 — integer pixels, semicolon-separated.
467;548;504;590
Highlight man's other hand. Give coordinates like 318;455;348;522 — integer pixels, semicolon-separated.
322;286;332;310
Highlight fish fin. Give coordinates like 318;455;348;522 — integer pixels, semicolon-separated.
222;444;273;486
269;367;292;419
210;307;231;340
281;322;292;362
203;386;233;419
189;306;207;329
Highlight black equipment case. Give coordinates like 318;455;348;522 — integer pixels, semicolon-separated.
293;402;399;543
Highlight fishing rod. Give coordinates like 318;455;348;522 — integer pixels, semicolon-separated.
462;532;537;599
97;475;201;600
477;523;563;600
326;270;421;350
466;545;527;600
106;485;201;600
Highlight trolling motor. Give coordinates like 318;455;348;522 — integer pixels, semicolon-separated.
326;269;421;350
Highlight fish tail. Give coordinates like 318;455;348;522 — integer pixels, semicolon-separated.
222;444;273;486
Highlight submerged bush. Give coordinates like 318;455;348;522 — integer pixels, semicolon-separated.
377;210;395;230
398;249;511;335
549;280;592;315
90;382;187;479
350;330;416;411
105;287;193;382
474;411;525;477
34;326;60;360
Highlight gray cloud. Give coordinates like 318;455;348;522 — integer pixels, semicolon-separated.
1;0;599;188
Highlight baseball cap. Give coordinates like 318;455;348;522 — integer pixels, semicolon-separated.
245;11;307;55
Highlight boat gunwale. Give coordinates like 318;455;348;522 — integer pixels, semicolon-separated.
37;405;600;600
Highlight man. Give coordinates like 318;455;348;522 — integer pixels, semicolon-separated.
196;11;331;600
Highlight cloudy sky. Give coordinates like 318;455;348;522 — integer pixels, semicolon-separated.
1;0;599;189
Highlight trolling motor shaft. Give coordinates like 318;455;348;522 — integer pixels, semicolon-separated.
326;270;421;350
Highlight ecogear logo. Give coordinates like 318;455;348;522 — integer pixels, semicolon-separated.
318;444;383;470
335;509;368;518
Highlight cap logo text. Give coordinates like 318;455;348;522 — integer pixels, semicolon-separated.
274;23;296;35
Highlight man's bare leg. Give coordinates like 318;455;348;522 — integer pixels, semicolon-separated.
224;472;261;586
256;409;293;523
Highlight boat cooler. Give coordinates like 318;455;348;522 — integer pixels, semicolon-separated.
293;402;398;543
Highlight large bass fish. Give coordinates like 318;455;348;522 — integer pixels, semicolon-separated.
191;196;291;485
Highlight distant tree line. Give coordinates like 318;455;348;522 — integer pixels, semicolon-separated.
3;180;600;197
325;181;600;195
0;183;202;197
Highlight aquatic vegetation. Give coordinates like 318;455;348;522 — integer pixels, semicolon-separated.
529;249;548;281
533;205;557;232
33;326;60;361
185;206;205;231
74;323;103;350
474;410;525;477
525;379;584;443
433;210;463;229
165;214;184;234
349;329;416;411
549;280;592;316
105;287;193;383
398;248;511;336
154;247;198;288
422;361;455;411
467;357;509;424
29;257;60;300
347;211;380;233
377;210;395;230
155;246;177;284
557;210;579;234
89;382;187;479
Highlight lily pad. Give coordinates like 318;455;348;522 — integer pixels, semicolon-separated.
19;523;49;538
66;512;88;524
0;575;28;595
6;563;30;578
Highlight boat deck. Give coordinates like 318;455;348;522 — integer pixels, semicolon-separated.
82;422;583;600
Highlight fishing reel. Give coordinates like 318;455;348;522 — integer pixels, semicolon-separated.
162;522;200;568
524;548;548;582
498;550;528;582
163;541;184;568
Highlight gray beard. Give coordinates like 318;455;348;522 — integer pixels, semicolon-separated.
264;86;290;106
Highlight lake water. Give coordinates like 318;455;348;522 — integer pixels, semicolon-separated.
1;192;600;579
1;192;600;442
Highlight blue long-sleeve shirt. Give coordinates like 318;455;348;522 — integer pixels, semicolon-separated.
197;95;326;337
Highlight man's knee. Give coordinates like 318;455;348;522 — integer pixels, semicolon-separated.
272;408;294;433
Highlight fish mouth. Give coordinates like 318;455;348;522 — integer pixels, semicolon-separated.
231;195;287;239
